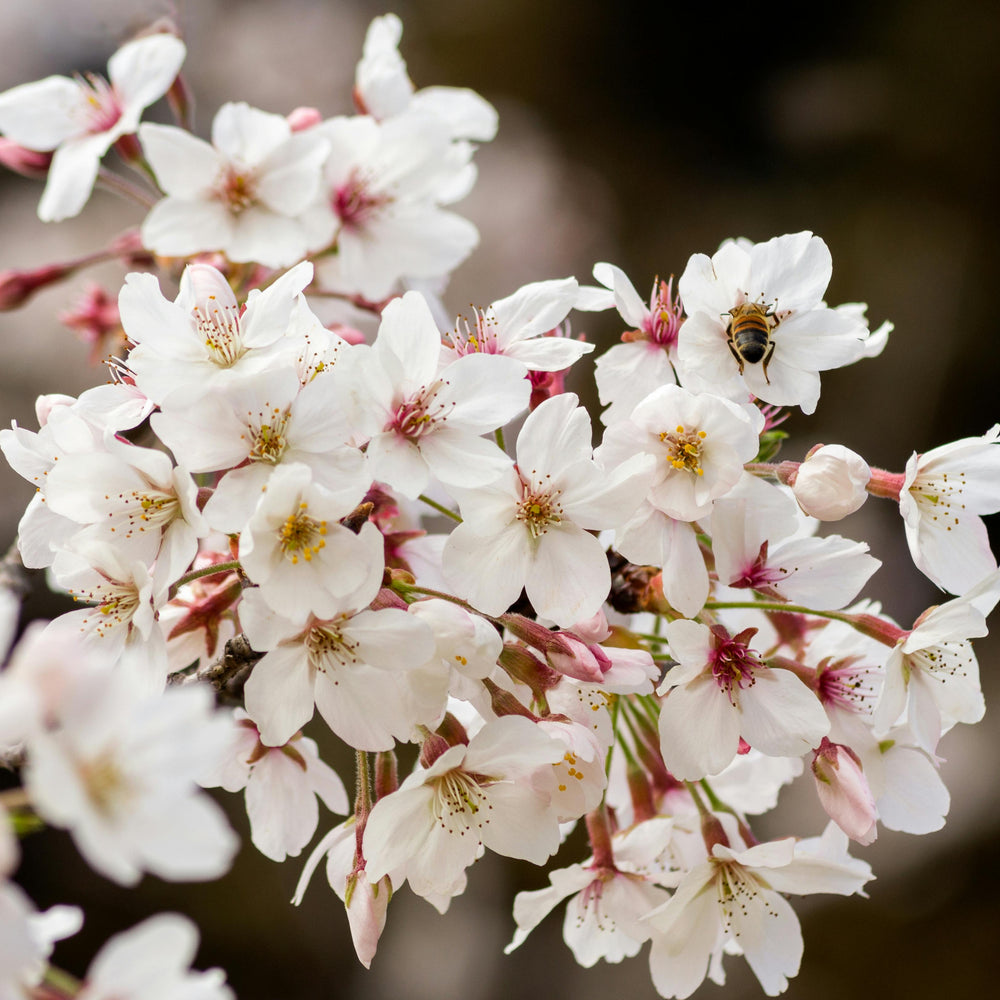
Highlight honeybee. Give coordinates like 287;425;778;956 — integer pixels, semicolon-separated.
726;302;776;382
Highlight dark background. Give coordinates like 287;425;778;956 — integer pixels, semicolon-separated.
2;1;999;996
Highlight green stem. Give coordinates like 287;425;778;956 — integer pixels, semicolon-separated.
494;426;506;452
41;965;82;998
417;494;462;522
703;600;903;647
170;560;241;595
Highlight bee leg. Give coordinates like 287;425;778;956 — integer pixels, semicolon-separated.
726;337;746;375
761;340;776;384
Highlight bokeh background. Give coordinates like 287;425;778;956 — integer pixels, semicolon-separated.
2;0;1000;996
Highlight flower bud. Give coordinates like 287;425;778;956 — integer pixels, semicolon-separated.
792;444;870;520
345;872;390;969
0;138;51;178
811;738;877;845
287;106;323;131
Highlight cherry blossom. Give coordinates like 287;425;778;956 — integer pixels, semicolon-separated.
0;32;185;221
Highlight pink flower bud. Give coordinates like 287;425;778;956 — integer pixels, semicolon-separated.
0;138;52;178
792;444;871;520
287;106;323;131
811;738;877;845
345;872;390;969
0;264;72;310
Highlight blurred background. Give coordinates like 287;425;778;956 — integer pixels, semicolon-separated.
2;0;1000;996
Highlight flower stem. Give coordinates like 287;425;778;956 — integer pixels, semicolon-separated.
494;426;506;452
170;559;241;595
417;494;462;522
703;601;905;646
95;167;157;208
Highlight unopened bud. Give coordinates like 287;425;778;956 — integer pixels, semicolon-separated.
0;264;73;310
0;138;51;179
288;106;323;131
345;871;390;969
811;738;877;845
792;444;871;520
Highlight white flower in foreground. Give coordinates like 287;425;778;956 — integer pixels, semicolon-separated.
24;666;238;886
120;260;314;405
78;914;233;1000
873;569;1000;752
677;232;871;414
355;13;498;141
645;834;873;998
238;463;377;620
140;102;330;266
0;33;185;221
309;114;480;300
792;444;871;520
443;392;653;626
899;424;1000;594
199;711;348;862
596;384;762;522
241;523;441;750
363;716;566;901
355;290;529;498
657;619;830;779
445;277;594;373
592;264;683;425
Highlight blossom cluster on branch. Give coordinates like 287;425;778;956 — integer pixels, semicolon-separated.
1;13;999;999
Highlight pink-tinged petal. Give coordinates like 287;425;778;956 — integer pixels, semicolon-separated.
516;392;590;474
139;123;222;197
489;278;579;341
444;353;531;431
593;262;648;328
526;524;611;627
256;131;330;214
0;74;83;148
647;882;723;1000
245;751;318;860
480;782;560;864
365;430;429;499
773;307;866;370
734;888;802;996
347;608;436;671
410;85;499;141
211;102;291;164
373;291;442;388
118;272;199;354
141;197;234;256
87;914;198;986
362;783;437;882
38;133;107;221
877;747;949;834
503;336;594;371
662;619;713;670
442;519;531;617
243;645;317;747
419;427;513;488
107;34;186;114
227;206;308;267
239;260;313;346
658;676;741;779
905;504;997;595
749;231;831;313
739;669;829;757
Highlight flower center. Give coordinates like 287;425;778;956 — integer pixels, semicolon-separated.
816;657;879;713
248;406;291;464
432;768;492;837
660;424;706;475
79;749;132;817
393;382;454;440
451;308;501;356
217;164;258;215
516;474;563;540
279;503;327;564
76;73;123;134
334;171;389;231
708;625;763;703
306;619;360;674
194;295;245;367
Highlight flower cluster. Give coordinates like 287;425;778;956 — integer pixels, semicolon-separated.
1;12;999;1000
